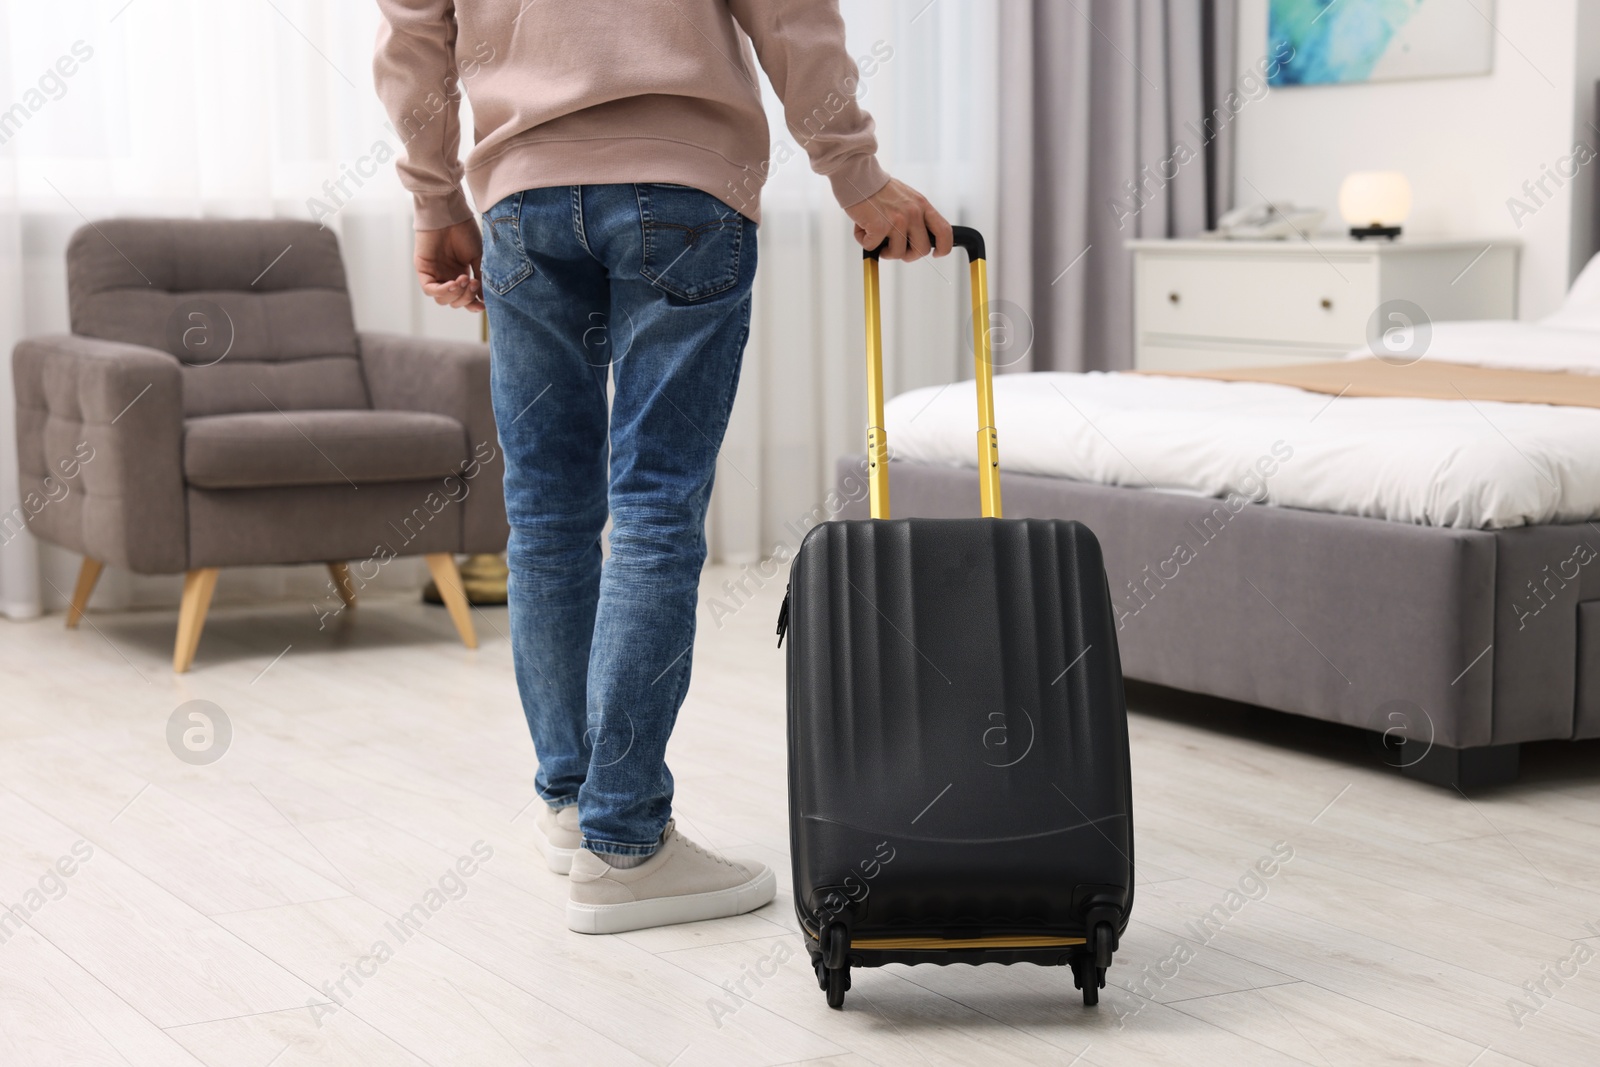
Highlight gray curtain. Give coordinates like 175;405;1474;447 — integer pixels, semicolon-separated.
996;0;1236;372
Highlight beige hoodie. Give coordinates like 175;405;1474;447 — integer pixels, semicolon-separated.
373;0;891;229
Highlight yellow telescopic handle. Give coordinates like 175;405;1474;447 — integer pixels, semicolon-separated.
862;255;891;519
862;226;1000;520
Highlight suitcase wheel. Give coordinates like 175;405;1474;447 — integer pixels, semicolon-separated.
1072;923;1115;1007
823;962;850;1009
1071;954;1100;1006
821;924;850;1010
1093;921;1115;970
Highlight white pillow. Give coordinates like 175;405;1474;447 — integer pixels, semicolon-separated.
1543;250;1600;331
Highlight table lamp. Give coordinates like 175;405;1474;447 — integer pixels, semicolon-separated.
1339;171;1411;240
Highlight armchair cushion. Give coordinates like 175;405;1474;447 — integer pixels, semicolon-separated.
66;219;369;418
182;410;467;490
68;218;359;363
180;357;371;419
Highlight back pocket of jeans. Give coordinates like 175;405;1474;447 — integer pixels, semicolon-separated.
481;193;534;296
637;183;744;303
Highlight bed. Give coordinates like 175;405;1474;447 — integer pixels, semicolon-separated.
837;265;1600;790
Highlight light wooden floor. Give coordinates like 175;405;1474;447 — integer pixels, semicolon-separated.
2;565;1598;1067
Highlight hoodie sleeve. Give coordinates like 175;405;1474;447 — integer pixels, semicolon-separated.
727;0;891;209
373;0;474;230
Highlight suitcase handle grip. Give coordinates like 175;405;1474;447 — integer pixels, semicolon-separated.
861;225;1001;520
863;225;986;263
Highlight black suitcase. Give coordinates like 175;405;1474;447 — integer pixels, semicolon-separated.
777;227;1134;1010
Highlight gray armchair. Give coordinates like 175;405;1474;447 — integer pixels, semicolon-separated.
12;218;507;671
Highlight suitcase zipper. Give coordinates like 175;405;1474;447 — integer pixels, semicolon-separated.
775;584;790;647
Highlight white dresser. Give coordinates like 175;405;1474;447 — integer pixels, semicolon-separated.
1127;237;1520;370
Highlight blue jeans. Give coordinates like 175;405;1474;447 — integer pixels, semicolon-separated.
483;184;756;857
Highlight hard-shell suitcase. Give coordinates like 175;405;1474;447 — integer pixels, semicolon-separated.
777;227;1134;1009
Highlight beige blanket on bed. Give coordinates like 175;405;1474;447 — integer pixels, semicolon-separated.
1140;359;1600;409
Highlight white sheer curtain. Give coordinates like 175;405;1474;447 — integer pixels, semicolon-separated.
0;0;998;620
714;0;1000;567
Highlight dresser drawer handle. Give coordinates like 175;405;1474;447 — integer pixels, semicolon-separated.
1168;291;1180;305
1320;298;1333;310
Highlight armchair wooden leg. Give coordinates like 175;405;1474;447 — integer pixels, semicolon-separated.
174;568;220;674
66;557;104;629
327;562;357;609
423;553;478;650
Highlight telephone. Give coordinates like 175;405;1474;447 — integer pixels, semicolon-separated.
1210;203;1326;240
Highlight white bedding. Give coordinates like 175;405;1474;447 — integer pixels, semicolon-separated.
886;256;1600;529
1383;249;1600;376
884;372;1600;530
1350;319;1600;376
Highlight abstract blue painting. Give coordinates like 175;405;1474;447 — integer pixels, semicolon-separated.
1268;0;1495;86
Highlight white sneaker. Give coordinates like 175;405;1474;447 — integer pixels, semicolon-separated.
532;803;581;874
566;820;776;934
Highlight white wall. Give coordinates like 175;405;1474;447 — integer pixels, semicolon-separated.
1233;0;1600;319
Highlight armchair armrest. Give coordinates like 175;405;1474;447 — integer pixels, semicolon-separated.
358;331;507;554
12;334;187;573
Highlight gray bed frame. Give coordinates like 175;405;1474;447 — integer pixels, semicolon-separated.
836;457;1600;790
